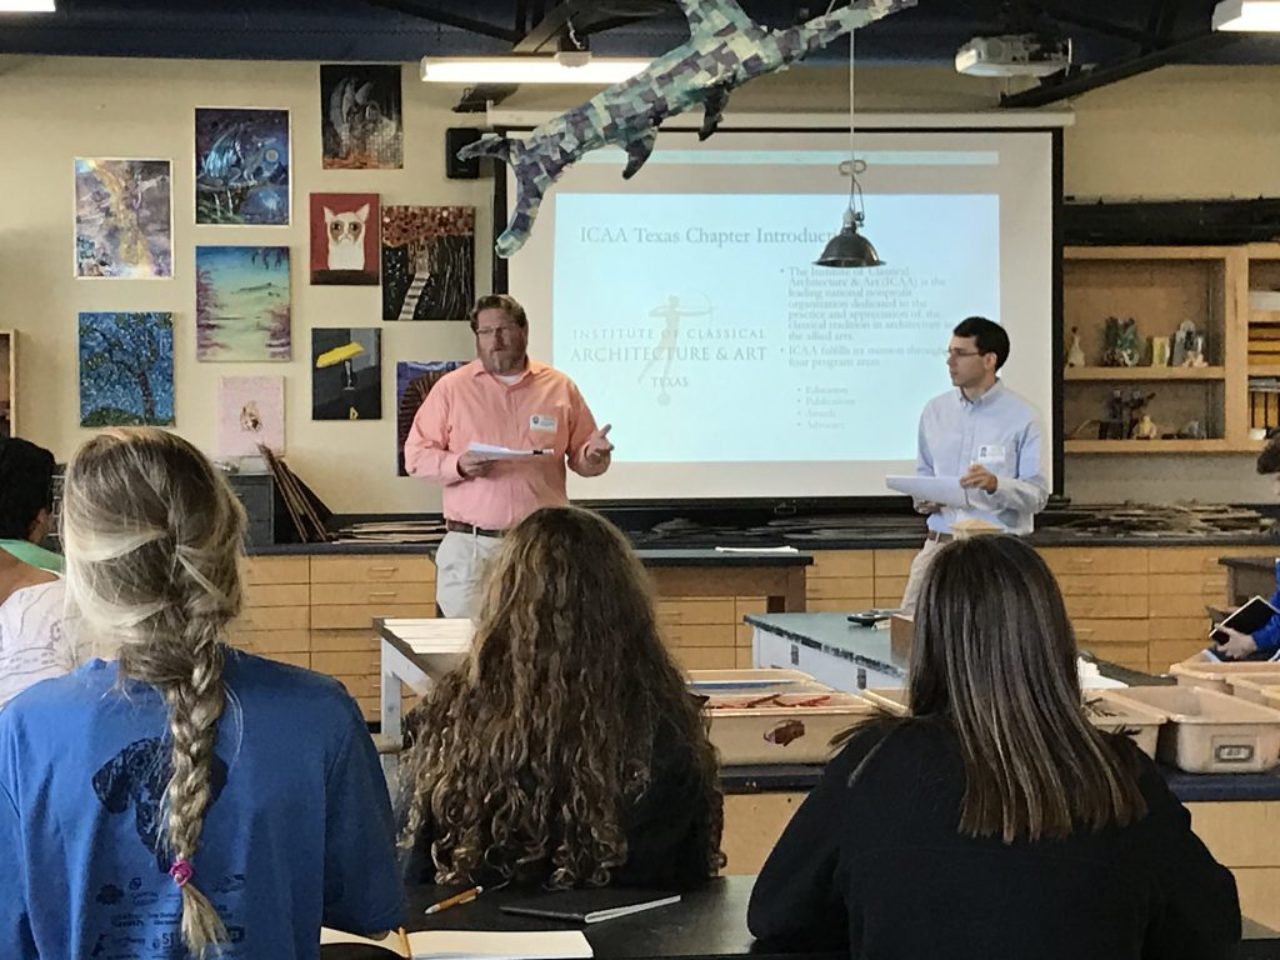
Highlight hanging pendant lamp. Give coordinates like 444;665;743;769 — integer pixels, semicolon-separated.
816;28;882;268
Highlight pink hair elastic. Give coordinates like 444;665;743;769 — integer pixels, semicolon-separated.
169;859;194;888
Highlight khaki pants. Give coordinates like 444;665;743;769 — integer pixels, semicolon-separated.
899;537;947;616
433;530;503;619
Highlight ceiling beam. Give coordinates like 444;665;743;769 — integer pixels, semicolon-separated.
1030;2;1157;46
999;29;1240;108
358;0;521;43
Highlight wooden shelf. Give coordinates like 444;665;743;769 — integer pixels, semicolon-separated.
1248;365;1280;378
1064;245;1234;261
1064;366;1225;382
1065;439;1233;454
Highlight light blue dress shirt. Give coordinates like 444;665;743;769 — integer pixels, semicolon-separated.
916;380;1049;535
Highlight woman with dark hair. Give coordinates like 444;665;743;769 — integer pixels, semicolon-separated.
398;505;724;890
749;535;1239;960
0;435;62;573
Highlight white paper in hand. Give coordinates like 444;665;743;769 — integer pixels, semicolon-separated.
885;475;971;509
468;442;553;459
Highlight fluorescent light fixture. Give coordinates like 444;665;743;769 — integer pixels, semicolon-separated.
419;53;649;85
1213;0;1280;30
0;0;55;10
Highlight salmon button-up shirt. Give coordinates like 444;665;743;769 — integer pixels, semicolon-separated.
403;359;609;530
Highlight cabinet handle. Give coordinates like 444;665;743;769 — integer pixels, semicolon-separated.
1076;628;1095;638
368;591;398;599
369;565;399;574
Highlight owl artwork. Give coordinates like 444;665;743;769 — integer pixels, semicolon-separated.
325;204;369;271
310;192;380;286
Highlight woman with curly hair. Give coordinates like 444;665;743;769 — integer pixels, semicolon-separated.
398;505;724;890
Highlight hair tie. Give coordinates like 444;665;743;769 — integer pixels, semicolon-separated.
169;858;194;888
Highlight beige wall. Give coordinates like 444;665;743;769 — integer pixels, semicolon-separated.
3;55;1277;511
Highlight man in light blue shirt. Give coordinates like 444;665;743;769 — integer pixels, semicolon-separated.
900;317;1049;613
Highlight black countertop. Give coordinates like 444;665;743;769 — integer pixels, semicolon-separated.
742;613;1280;803
320;874;1280;960
1221;555;1278;572
250;543;812;567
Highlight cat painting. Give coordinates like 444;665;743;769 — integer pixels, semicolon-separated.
310;192;379;285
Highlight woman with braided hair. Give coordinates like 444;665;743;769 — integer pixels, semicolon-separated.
0;428;402;958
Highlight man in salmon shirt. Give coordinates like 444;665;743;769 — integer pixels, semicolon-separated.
404;293;614;617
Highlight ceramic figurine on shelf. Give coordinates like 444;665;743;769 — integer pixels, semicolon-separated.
1171;320;1201;367
1178;419;1207;440
1066;327;1086;367
1183;332;1209;368
1134;414;1159;440
1100;316;1140;367
1149;335;1171;367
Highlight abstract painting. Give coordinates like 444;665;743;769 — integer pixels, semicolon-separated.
79;312;174;427
396;360;466;475
310;192;379;286
195;107;290;225
320;64;403;169
196;246;291;362
217;376;285;456
312;328;382;420
381;206;474;321
74;158;173;278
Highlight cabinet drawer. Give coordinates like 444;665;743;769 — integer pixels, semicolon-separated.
807;577;876;601
1064;595;1148;619
1147;547;1269;575
1072;619;1149;643
311;582;434;606
310;603;436;629
332;674;379;698
265;652;310;669
1142;594;1215;619
807;598;874;613
1039;547;1148;576
1147;573;1227;597
1094;645;1148;671
1150;639;1213;669
670;647;737;671
874;577;908;605
313;650;380;676
243;583;310;608
1056;575;1149;597
232;606;309;632
227;629;310;654
1148;617;1211;642
655;599;735;625
734;597;769;619
664;624;735;648
243;556;309;585
809;551;874;578
874;550;917;577
310;555;434;584
310;629;378;653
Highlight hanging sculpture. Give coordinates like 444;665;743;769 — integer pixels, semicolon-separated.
460;0;918;257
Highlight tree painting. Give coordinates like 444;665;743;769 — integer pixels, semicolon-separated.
79;312;175;426
196;245;291;362
381;205;474;321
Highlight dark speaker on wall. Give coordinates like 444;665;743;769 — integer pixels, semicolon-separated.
446;127;483;179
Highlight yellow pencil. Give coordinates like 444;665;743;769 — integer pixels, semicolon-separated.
398;927;412;956
424;884;483;915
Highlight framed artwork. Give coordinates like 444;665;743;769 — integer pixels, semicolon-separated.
312;328;382;420
396;359;466;475
320;64;403;169
381;206;475;321
310;192;379;285
74;158;173;278
217;376;285;456
196;246;291;362
195;107;291;225
79;312;175;426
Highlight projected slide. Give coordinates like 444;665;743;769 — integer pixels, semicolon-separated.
553;192;998;463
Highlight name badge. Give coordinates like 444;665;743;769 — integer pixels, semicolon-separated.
530;414;558;433
976;444;1007;464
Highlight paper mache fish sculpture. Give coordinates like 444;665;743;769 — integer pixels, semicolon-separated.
460;0;917;258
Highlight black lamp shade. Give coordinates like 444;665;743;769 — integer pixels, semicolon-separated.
815;221;883;268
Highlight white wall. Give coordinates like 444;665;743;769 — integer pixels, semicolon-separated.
3;54;1278;510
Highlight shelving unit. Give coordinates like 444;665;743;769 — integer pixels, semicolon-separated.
0;330;13;439
1062;245;1262;454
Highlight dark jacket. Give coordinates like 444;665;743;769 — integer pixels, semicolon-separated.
748;720;1240;960
400;719;717;891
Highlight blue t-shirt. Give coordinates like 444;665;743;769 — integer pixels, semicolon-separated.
0;650;403;959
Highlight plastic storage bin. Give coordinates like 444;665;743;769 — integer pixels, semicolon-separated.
861;688;908;716
1223;674;1280;704
1170;656;1280;696
1107;686;1280;773
700;689;874;764
687;669;834;697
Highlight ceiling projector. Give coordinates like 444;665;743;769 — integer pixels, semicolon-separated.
955;33;1071;77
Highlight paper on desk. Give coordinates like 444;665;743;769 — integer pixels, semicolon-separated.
321;928;593;959
714;545;799;554
885;475;970;509
468;442;553;459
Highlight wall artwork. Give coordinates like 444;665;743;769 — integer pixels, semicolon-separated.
74;158;173;278
78;312;174;427
217;375;285;456
312;328;382;420
195;107;291;225
396;360;466;475
196;246;291;362
310;192;379;286
320;64;403;170
381;206;475;321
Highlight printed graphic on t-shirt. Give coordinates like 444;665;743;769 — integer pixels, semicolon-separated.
92;737;229;870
